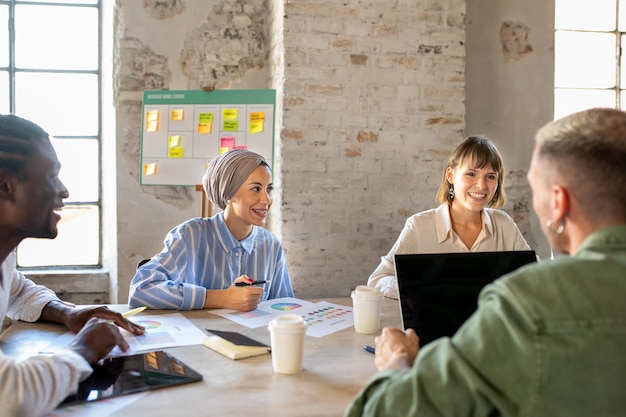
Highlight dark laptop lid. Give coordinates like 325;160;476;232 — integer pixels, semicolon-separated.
395;250;536;347
60;350;203;407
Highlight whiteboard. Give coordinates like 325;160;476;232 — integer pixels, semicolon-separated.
139;89;275;186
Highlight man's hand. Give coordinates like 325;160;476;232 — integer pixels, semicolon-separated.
374;326;420;371
68;318;130;364
41;301;145;335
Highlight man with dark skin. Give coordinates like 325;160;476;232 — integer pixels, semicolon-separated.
0;114;145;417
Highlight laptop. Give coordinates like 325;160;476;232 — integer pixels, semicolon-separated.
60;350;203;407
395;250;536;347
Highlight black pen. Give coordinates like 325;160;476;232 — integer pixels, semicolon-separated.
362;345;376;354
234;280;267;287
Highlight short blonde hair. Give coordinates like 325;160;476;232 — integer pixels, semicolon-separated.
435;135;507;209
535;107;626;220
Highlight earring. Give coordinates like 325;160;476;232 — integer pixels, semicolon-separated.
448;185;455;200
546;220;565;234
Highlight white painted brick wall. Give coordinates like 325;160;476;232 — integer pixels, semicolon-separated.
281;0;466;298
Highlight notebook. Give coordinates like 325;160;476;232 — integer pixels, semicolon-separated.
60;350;203;407
395;250;536;347
203;329;271;360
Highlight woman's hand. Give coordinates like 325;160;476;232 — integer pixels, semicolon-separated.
203;275;263;311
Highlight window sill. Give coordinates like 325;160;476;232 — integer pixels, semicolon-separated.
23;270;111;305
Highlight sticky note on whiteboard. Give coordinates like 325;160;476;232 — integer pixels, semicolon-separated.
168;135;182;147
171;108;184;121
220;136;235;148
169;147;184;158
249;121;264;134
144;163;157;176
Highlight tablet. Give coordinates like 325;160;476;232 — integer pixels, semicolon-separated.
60;350;203;406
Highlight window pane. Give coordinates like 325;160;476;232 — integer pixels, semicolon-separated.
17;205;100;267
15;72;98;136
0;5;7;67
51;138;99;202
555;0;616;31
15;4;98;70
554;88;615;119
555;31;616;88
620;0;626;30
16;0;98;4
0;71;8;114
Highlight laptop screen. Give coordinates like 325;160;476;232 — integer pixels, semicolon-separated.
395;250;536;347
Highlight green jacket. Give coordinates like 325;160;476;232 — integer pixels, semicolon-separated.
345;225;626;417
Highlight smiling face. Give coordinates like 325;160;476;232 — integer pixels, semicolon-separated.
446;159;499;214
224;164;273;240
12;138;69;240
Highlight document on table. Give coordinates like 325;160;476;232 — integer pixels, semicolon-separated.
210;297;354;338
41;313;206;357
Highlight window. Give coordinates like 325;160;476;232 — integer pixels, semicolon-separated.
1;0;102;268
554;0;626;119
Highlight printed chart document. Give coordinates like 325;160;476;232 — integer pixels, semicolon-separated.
210;297;354;338
42;313;206;357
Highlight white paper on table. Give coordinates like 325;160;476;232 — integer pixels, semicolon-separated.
40;313;206;357
210;297;317;329
297;301;354;338
211;297;354;337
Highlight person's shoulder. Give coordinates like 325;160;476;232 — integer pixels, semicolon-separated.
252;226;284;247
407;207;438;222
484;207;518;226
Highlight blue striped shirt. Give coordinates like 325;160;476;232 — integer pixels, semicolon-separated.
128;212;294;310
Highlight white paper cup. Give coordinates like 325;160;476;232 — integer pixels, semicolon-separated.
268;314;307;374
351;285;383;334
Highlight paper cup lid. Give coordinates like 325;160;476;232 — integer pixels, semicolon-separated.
352;285;383;299
268;313;306;331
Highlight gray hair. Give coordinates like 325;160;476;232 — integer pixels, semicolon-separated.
202;149;270;211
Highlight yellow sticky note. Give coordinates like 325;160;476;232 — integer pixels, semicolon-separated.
146;109;159;121
198;122;212;134
219;147;230;155
146;120;158;132
249;121;264;134
198;112;213;133
223;108;238;120
146;110;159;131
168;135;181;147
171;108;184;121
223;120;238;131
143;163;157;176
169;147;184;158
250;112;265;123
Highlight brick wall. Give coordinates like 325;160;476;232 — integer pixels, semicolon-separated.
279;0;467;297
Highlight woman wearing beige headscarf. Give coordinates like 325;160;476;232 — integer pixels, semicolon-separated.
128;149;294;311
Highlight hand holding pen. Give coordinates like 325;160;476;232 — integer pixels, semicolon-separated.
223;275;264;311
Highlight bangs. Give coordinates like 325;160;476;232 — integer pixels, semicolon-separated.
456;142;502;173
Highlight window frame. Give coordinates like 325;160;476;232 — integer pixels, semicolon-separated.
2;0;104;270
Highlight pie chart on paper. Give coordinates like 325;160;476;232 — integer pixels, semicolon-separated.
270;302;302;311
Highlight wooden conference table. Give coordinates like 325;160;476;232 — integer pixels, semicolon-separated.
0;297;401;417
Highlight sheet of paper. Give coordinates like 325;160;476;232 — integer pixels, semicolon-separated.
297;301;354;338
210;297;354;337
41;313;206;357
210;297;316;329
